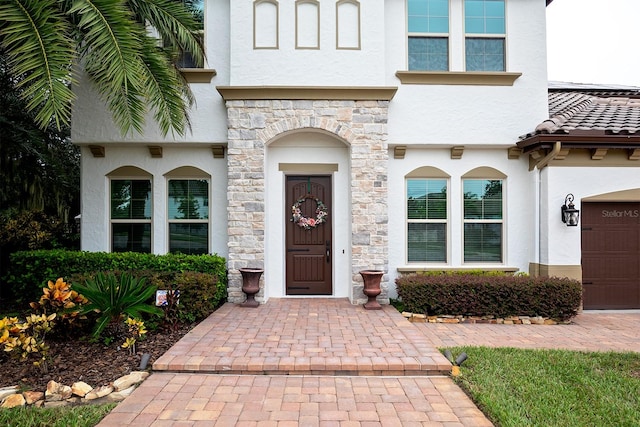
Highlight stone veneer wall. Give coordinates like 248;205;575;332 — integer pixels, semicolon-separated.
225;99;390;304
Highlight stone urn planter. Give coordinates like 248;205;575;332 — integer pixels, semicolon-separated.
360;270;383;310
239;268;263;308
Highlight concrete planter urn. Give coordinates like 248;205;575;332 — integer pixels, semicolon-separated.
360;270;383;310
239;268;263;308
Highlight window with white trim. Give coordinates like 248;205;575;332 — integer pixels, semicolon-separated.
168;179;209;254
407;0;449;71
407;178;448;262
464;0;505;71
463;179;503;262
110;179;152;253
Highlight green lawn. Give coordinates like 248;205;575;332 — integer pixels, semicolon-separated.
449;346;640;427
0;403;115;427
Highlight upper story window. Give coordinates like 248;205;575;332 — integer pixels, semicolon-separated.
111;179;152;253
407;0;449;71
463;178;503;262
464;0;505;71
174;0;204;68
406;176;448;263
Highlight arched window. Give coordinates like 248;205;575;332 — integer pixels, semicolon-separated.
165;167;211;255
405;166;450;263
462;167;506;263
108;166;152;253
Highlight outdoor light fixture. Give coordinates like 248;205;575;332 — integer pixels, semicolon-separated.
561;193;580;226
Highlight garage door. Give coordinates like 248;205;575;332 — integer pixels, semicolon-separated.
582;202;640;309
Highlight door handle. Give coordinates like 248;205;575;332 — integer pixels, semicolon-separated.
326;240;331;263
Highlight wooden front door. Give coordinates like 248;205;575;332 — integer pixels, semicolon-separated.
582;202;640;309
286;175;332;295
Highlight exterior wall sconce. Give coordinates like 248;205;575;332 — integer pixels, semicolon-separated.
561;193;580;226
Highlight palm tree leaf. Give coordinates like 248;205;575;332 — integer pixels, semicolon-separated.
128;0;204;67
0;0;75;130
70;0;149;135
138;37;194;136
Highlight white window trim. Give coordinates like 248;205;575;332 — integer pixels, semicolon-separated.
406;0;451;71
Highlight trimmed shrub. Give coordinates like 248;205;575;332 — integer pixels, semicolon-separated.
395;273;582;321
4;250;227;305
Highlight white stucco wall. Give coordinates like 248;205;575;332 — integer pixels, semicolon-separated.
229;0;386;86
387;0;549;145
387;147;533;297
80;145;228;257
539;166;640;267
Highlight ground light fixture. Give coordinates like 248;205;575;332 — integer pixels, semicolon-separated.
561;193;580;226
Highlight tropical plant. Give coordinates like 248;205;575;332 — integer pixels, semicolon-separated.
72;272;163;340
0;0;204;136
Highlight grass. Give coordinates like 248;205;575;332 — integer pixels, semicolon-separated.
449;346;640;427
0;403;116;427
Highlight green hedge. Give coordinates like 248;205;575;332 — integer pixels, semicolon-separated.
4;250;227;306
396;273;582;321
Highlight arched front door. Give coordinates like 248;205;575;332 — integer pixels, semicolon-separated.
285;175;332;295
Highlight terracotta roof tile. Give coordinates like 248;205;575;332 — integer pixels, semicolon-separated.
535;92;640;135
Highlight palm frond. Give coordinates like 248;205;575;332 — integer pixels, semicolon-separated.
70;0;149;135
128;0;205;67
0;0;75;130
138;37;194;136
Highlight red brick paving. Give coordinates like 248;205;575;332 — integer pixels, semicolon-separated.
97;301;640;427
98;299;491;426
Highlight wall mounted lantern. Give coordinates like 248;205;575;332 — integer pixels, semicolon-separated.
561;193;580;226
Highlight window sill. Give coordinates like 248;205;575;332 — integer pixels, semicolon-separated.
395;71;522;86
397;266;520;274
180;68;217;83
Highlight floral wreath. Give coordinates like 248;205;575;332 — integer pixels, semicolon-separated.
291;195;328;230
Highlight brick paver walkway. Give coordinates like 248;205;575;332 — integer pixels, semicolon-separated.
98;299;492;426
417;311;640;352
98;301;640;427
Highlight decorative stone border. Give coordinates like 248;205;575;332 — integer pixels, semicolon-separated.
401;312;572;325
0;371;149;409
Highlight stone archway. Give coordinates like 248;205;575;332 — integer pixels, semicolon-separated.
225;99;390;304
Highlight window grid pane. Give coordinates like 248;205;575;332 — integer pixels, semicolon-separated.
408;223;447;262
464;223;502;262
169;223;209;255
112;223;151;253
408;37;449;71
111;180;152;220
408;0;449;33
464;0;505;34
465;38;505;71
168;179;209;220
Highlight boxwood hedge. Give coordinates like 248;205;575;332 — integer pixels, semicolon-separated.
396;272;582;321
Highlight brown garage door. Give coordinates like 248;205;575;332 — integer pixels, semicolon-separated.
582;202;640;309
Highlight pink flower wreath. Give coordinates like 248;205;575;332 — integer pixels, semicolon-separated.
290;195;328;230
